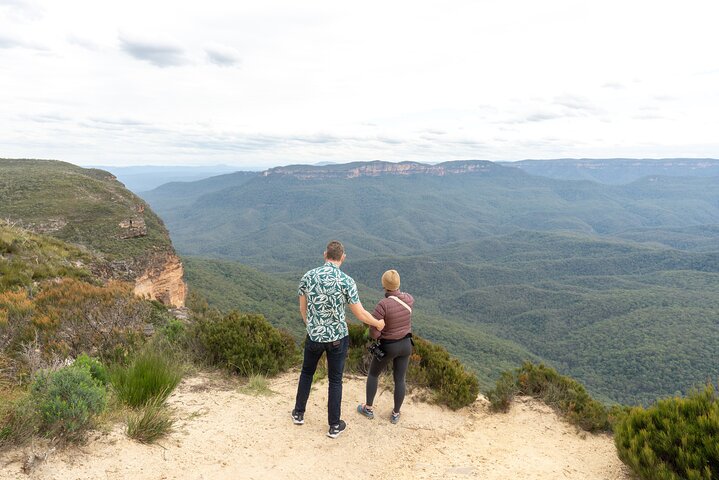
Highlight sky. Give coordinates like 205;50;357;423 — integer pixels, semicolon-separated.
1;0;718;168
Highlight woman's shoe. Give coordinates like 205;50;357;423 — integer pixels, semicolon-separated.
390;410;400;424
357;403;374;419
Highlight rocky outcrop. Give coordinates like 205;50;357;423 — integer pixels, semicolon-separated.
132;251;187;308
261;160;498;179
118;217;147;238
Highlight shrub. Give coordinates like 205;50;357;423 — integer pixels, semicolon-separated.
126;394;174;444
0;289;35;352
486;362;610;432
30;364;106;439
34;279;148;363
486;371;518;412
111;349;183;408
345;323;371;374
411;337;480;410
160;318;187;346
74;354;110;386
193;311;296;376
614;383;719;480
0;389;40;447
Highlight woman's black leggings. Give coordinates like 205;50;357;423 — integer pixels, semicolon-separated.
366;337;412;413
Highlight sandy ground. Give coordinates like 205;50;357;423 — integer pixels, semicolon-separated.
0;370;632;480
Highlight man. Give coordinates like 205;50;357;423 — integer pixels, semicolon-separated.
292;240;385;438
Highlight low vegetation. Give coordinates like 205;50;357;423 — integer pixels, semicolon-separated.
614;383;719;480
30;363;107;440
486;362;611;432
126;393;174;444
110;348;183;408
191;309;297;376
0;159;172;261
0;223;92;291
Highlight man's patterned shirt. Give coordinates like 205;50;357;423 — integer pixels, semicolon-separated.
298;261;360;342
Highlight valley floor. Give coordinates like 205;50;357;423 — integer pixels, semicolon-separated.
0;371;631;480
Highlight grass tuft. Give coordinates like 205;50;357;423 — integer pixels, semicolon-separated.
239;374;274;396
111;349;182;408
126;393;174;444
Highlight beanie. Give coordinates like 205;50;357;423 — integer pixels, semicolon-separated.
381;269;400;291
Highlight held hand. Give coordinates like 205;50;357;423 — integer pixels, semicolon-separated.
376;319;385;331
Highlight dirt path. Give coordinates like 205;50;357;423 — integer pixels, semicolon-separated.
0;371;632;479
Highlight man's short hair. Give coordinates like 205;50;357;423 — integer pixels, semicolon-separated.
325;240;345;261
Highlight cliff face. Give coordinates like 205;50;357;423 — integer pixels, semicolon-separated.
261;160;497;179
133;252;187;308
0;158;187;308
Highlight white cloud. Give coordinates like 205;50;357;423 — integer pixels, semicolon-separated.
205;43;241;67
0;0;718;167
119;34;189;67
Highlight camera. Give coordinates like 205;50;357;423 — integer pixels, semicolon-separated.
368;342;385;360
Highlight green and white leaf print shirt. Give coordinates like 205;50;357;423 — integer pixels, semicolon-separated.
298;261;360;342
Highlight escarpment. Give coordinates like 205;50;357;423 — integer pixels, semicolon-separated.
0;158;187;307
133;251;187;307
261;160;501;179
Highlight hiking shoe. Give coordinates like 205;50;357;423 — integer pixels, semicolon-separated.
291;409;304;425
357;403;374;419
327;420;347;438
390;411;400;424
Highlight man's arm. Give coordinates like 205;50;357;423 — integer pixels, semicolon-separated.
299;295;308;325
349;302;385;331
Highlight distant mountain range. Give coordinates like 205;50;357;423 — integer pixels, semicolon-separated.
95;164;242;193
141;159;719;404
499;158;719;184
141;160;719;269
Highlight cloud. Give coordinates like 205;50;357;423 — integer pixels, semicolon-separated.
24;113;70;123
553;95;598;113
0;33;45;50
119;35;189;67
67;35;99;51
0;0;44;21
205;44;242;67
601;82;625;90
525;112;563;122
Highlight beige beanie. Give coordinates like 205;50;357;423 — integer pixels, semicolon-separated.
381;269;400;291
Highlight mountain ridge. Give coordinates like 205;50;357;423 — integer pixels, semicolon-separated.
261;159;504;179
0;158;187;307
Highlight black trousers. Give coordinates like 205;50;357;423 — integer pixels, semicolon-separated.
365;337;412;413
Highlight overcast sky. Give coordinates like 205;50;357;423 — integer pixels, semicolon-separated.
1;0;718;168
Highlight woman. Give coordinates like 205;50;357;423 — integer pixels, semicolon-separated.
357;269;414;424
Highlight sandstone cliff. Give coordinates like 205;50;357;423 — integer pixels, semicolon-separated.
0;158;187;308
262;160;499;179
132;251;187;307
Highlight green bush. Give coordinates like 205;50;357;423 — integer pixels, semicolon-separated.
411;337;480;410
111;349;182;407
74;354;109;386
0;389;40;447
614;383;719;480
486;362;611;432
160;318;187;346
345;323;371;374
126;394;174;444
193;311;296;376
30;364;106;439
486;371;518;412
